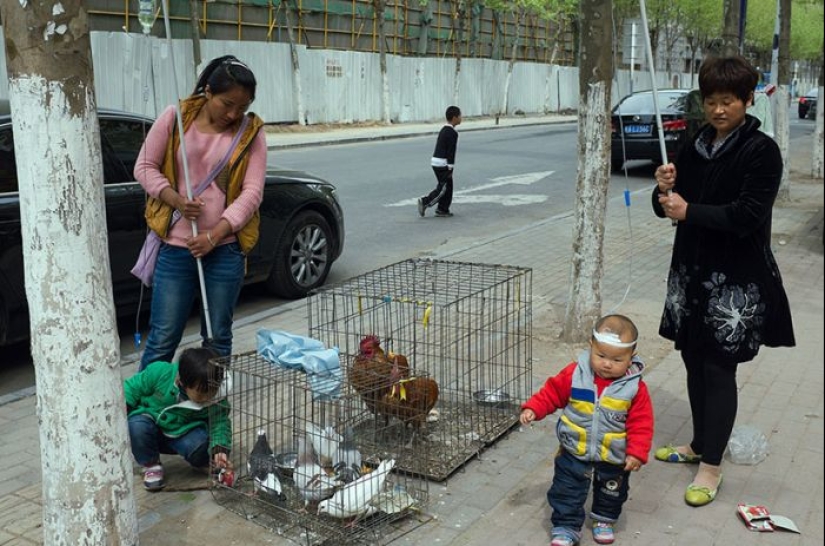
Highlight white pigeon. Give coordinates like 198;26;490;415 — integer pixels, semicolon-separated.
305;422;341;468
293;436;338;506
317;458;396;520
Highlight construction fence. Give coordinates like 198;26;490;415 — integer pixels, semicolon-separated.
88;0;576;65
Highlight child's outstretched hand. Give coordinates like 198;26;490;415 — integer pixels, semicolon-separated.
520;408;536;426
624;455;642;472
213;452;231;470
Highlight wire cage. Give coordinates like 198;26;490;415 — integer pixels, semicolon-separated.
307;258;533;481
209;352;430;546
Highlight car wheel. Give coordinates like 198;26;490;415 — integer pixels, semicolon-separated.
265;210;333;299
610;157;624;172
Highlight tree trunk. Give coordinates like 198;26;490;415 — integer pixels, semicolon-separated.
813;51;824;179
500;8;523;116
189;0;203;78
721;0;740;56
0;1;138;543
282;0;306;125
561;0;612;343
418;2;433;56
775;0;792;200
452;3;465;105
374;0;392;124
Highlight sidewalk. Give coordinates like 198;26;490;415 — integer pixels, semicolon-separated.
0;116;821;545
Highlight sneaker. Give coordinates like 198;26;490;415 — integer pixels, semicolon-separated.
550;535;576;546
417;198;426;217
435;209;453;217
592;521;615;544
143;464;165;491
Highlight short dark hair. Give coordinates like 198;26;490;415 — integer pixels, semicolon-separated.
193;55;257;101
593;314;639;347
698;56;759;103
178;347;223;394
446;105;461;121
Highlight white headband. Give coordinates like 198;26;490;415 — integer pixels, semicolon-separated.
593;329;637;349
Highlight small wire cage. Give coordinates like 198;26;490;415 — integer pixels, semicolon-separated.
308;258;533;481
209;352;430;546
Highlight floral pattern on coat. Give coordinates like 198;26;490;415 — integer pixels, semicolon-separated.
702;272;765;355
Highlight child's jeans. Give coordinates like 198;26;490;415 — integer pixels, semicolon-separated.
128;414;210;468
548;450;630;533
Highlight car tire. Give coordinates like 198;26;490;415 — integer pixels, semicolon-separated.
610;157;624;173
265;210;333;299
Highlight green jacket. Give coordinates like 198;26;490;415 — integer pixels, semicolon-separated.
124;361;232;454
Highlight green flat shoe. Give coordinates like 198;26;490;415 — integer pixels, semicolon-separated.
685;475;723;507
654;444;702;463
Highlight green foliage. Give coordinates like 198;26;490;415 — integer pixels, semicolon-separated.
745;0;823;60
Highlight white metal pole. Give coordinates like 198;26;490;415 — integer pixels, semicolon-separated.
638;0;676;225
159;0;213;339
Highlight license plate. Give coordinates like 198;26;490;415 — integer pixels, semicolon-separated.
624;124;651;134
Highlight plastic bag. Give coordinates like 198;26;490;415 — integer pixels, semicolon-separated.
725;424;769;465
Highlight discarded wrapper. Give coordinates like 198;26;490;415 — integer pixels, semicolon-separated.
737;504;800;533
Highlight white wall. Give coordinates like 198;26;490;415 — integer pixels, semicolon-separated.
1;29;699;124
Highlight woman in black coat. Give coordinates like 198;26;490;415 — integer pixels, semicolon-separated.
651;56;795;507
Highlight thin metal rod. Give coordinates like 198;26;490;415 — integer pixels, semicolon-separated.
638;0;676;226
160;0;213;339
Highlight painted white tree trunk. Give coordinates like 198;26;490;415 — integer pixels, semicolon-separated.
3;48;138;546
500;10;522;116
562;0;612;343
563;82;610;342
283;5;306;125
453;56;462;106
814;85;824;179
774;86;791;200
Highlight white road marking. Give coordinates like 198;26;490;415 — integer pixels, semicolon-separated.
385;170;554;207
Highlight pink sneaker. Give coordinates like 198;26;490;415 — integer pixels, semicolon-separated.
592;521;615;544
143;464;165;491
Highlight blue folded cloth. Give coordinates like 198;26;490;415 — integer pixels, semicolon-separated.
256;329;342;401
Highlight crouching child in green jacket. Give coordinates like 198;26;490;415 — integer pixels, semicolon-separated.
124;347;232;491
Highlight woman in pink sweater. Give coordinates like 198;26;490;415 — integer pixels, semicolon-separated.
134;56;267;371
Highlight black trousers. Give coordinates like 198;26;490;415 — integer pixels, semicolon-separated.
682;349;740;466
423;166;453;212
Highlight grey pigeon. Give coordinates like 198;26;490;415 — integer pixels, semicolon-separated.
333;426;362;484
247;429;286;502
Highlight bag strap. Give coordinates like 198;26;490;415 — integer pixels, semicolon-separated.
170;115;251;226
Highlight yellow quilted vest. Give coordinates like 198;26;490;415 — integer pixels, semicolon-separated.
143;95;265;254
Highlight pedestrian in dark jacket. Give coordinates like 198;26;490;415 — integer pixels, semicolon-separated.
418;105;461;217
651;55;795;508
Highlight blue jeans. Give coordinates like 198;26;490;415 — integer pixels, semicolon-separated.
139;242;245;371
548;450;630;536
128;414;210;467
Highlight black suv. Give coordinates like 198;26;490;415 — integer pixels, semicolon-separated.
0;101;344;347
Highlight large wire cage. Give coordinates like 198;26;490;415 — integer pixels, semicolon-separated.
308;258;533;481
209;352;430;546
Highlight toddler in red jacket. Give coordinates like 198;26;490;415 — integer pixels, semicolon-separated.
520;314;653;546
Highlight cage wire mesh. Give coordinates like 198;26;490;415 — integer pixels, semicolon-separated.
307;258;533;481
209;352;431;546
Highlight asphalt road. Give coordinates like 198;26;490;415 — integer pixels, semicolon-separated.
0;118;817;399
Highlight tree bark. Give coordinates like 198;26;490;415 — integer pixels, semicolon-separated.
374;0;392;124
721;0;740;56
189;0;203;78
0;0;139;543
282;0;307;125
500;8;523;117
561;0;612;343
775;0;792;200
813;51;824;179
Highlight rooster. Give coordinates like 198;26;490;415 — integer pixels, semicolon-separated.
350;336;415;418
374;370;439;432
